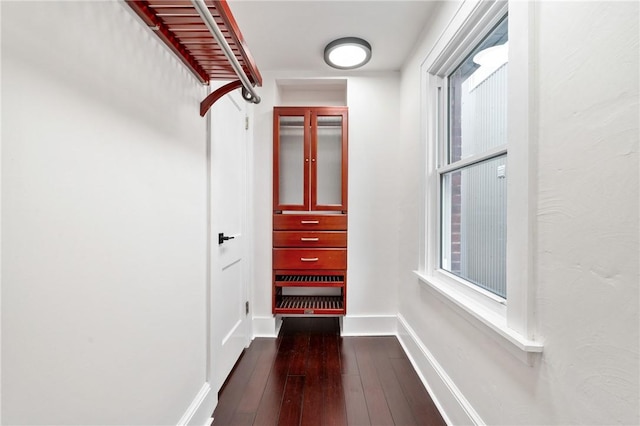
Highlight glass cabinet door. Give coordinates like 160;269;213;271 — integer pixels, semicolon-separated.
273;107;347;212
312;109;347;210
274;111;310;210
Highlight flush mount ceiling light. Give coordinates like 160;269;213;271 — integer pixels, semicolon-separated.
324;37;372;70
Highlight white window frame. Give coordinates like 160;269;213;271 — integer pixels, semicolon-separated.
415;0;543;358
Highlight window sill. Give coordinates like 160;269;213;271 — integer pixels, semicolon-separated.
413;270;543;354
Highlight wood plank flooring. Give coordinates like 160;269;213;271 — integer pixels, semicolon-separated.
212;317;445;426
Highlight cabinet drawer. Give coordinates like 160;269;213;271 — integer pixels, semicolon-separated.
273;231;347;248
273;248;347;270
273;214;347;231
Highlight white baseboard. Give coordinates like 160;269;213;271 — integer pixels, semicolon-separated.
254;314;397;337
341;315;398;336
252;315;281;337
177;383;217;426
396;314;484;426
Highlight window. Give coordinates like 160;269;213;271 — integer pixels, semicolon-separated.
416;0;542;355
440;16;508;299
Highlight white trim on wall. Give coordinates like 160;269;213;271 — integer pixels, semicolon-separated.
396;314;484;426
205;87;214;384
177;383;216;426
252;316;282;338
341;315;398;336
252;314;398;337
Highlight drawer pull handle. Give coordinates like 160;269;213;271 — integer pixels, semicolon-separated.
301;257;319;262
300;237;320;242
301;220;320;224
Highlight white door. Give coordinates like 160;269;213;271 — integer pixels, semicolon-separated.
209;88;251;392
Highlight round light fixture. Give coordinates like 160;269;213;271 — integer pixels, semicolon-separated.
324;37;372;70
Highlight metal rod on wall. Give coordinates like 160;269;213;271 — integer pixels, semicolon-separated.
190;0;261;104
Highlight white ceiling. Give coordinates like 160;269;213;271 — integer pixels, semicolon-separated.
227;1;440;73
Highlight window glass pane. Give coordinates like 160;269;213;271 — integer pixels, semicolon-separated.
441;155;507;298
448;16;508;163
279;116;305;205
316;115;343;206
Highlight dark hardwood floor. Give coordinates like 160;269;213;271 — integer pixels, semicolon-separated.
212;317;446;426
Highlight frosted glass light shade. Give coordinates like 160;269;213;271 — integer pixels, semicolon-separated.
324;37;371;70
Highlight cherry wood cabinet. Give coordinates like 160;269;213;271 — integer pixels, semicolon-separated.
273;213;347;230
273;231;347;248
273;107;348;212
273;106;348;315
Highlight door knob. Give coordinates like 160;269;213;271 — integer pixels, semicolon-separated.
218;233;235;245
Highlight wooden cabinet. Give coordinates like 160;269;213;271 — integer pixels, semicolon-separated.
273;107;348;212
273;231;347;248
273;106;348;316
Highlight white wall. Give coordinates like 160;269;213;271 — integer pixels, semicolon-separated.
6;2;633;425
398;1;639;425
250;71;401;336
343;75;401;333
2;2;211;424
